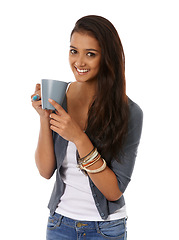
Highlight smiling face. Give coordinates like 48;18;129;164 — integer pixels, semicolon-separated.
69;32;101;84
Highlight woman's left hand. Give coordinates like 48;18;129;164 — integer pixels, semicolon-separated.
49;98;84;143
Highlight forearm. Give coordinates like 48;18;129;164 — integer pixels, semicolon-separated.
35;117;56;179
74;133;122;201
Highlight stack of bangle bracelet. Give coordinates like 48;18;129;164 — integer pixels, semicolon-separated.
77;147;107;174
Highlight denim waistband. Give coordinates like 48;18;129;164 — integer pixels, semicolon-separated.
52;212;127;231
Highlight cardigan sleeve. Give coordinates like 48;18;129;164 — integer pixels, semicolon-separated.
110;99;143;193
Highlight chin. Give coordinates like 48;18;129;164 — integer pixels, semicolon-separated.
74;74;98;84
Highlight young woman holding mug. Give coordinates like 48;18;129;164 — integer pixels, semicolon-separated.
31;15;143;240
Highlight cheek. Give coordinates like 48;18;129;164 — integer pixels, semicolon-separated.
93;59;101;72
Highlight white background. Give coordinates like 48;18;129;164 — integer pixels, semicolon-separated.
0;0;178;239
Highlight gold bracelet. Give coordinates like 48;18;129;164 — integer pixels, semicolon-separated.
78;149;98;164
83;154;101;168
80;159;106;174
83;151;99;164
78;148;97;163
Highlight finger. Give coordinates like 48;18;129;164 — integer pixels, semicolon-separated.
49;114;62;125
32;100;42;109
36;89;41;96
31;90;41;101
50;124;61;135
48;99;67;115
50;113;60;120
32;94;40;101
35;83;41;92
50;118;61;127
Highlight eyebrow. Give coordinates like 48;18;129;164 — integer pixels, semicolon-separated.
70;45;99;52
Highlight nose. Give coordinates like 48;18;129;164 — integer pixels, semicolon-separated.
75;55;86;67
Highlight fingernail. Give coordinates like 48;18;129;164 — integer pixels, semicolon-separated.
48;98;52;102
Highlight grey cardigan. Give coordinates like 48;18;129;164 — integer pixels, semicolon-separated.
48;96;143;220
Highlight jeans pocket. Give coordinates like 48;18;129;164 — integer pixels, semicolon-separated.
98;218;127;239
47;213;62;230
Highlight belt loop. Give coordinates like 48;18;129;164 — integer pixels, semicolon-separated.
59;214;63;221
56;214;62;228
95;221;100;233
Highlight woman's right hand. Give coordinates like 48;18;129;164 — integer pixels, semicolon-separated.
31;83;52;119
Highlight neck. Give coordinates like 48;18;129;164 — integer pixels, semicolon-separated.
76;80;97;104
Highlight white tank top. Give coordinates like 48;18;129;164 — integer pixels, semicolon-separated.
55;141;127;221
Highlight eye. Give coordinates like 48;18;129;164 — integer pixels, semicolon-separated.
87;52;96;57
70;49;77;54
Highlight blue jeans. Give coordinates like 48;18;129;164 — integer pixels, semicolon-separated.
46;212;127;240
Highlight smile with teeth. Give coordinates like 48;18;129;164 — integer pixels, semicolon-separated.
75;66;90;74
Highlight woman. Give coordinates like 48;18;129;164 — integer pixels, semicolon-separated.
31;15;143;240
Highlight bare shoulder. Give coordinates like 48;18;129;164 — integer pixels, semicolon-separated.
66;81;80;111
66;81;78;98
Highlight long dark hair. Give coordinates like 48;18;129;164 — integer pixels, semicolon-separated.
71;15;129;164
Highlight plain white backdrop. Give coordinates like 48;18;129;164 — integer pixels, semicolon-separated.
0;0;178;239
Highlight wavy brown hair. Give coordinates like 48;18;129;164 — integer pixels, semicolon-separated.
71;15;129;164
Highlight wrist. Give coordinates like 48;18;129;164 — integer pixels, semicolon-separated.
40;116;50;127
74;132;94;159
73;131;87;147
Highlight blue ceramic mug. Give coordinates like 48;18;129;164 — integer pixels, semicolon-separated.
41;79;69;110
